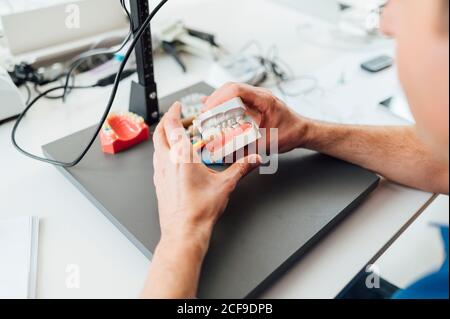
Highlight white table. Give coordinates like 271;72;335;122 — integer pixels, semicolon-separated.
0;0;438;298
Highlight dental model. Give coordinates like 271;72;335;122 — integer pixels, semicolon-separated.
181;93;207;118
193;97;261;163
100;112;150;154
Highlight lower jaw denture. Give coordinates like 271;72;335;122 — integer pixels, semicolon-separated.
100;112;150;154
205;122;253;153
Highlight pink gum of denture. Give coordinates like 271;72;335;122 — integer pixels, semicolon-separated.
205;123;253;153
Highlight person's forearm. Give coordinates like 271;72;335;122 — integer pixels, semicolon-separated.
141;235;210;299
301;120;449;194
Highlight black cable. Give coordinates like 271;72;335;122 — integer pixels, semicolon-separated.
23;82;32;105
0;115;20;126
11;0;169;167
61;0;134;102
96;69;136;87
62;38;131;102
34;74;77;100
121;0;132;31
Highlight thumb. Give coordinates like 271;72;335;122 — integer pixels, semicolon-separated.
224;154;262;187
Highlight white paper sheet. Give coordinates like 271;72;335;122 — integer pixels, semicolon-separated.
0;216;39;299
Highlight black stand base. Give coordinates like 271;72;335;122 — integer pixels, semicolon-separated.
129;81;159;125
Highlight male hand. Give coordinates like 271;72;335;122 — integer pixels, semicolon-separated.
204;83;307;154
153;103;261;251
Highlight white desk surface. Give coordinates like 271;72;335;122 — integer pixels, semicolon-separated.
377;195;449;289
0;0;438;299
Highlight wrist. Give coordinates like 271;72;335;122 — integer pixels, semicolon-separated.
291;115;314;149
159;221;214;258
157;233;210;262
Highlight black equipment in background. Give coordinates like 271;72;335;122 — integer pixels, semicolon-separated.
129;0;160;124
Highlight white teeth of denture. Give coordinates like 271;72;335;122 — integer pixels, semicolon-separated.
204;127;220;140
199;105;252;145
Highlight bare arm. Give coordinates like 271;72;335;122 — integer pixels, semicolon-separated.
142;103;260;298
302;121;449;194
143;84;448;298
205;83;449;195
141;235;209;299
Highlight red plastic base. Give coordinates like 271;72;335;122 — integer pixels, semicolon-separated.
100;113;150;154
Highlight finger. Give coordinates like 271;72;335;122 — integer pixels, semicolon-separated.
204;82;269;114
164;102;189;147
153;114;170;151
200;95;210;112
222;154;262;187
163;103;199;163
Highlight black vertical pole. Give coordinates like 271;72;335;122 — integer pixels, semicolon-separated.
129;0;160;124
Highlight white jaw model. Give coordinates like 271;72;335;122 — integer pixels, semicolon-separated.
194;97;261;163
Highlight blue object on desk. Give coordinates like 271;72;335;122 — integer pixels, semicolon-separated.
394;226;449;299
200;148;224;166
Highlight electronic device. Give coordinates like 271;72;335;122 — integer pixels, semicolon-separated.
42;125;379;298
1;0;128;63
0;66;24;122
155;20;220;72
361;55;394;73
216;54;267;86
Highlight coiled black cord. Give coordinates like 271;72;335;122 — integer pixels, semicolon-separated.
11;0;169;167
